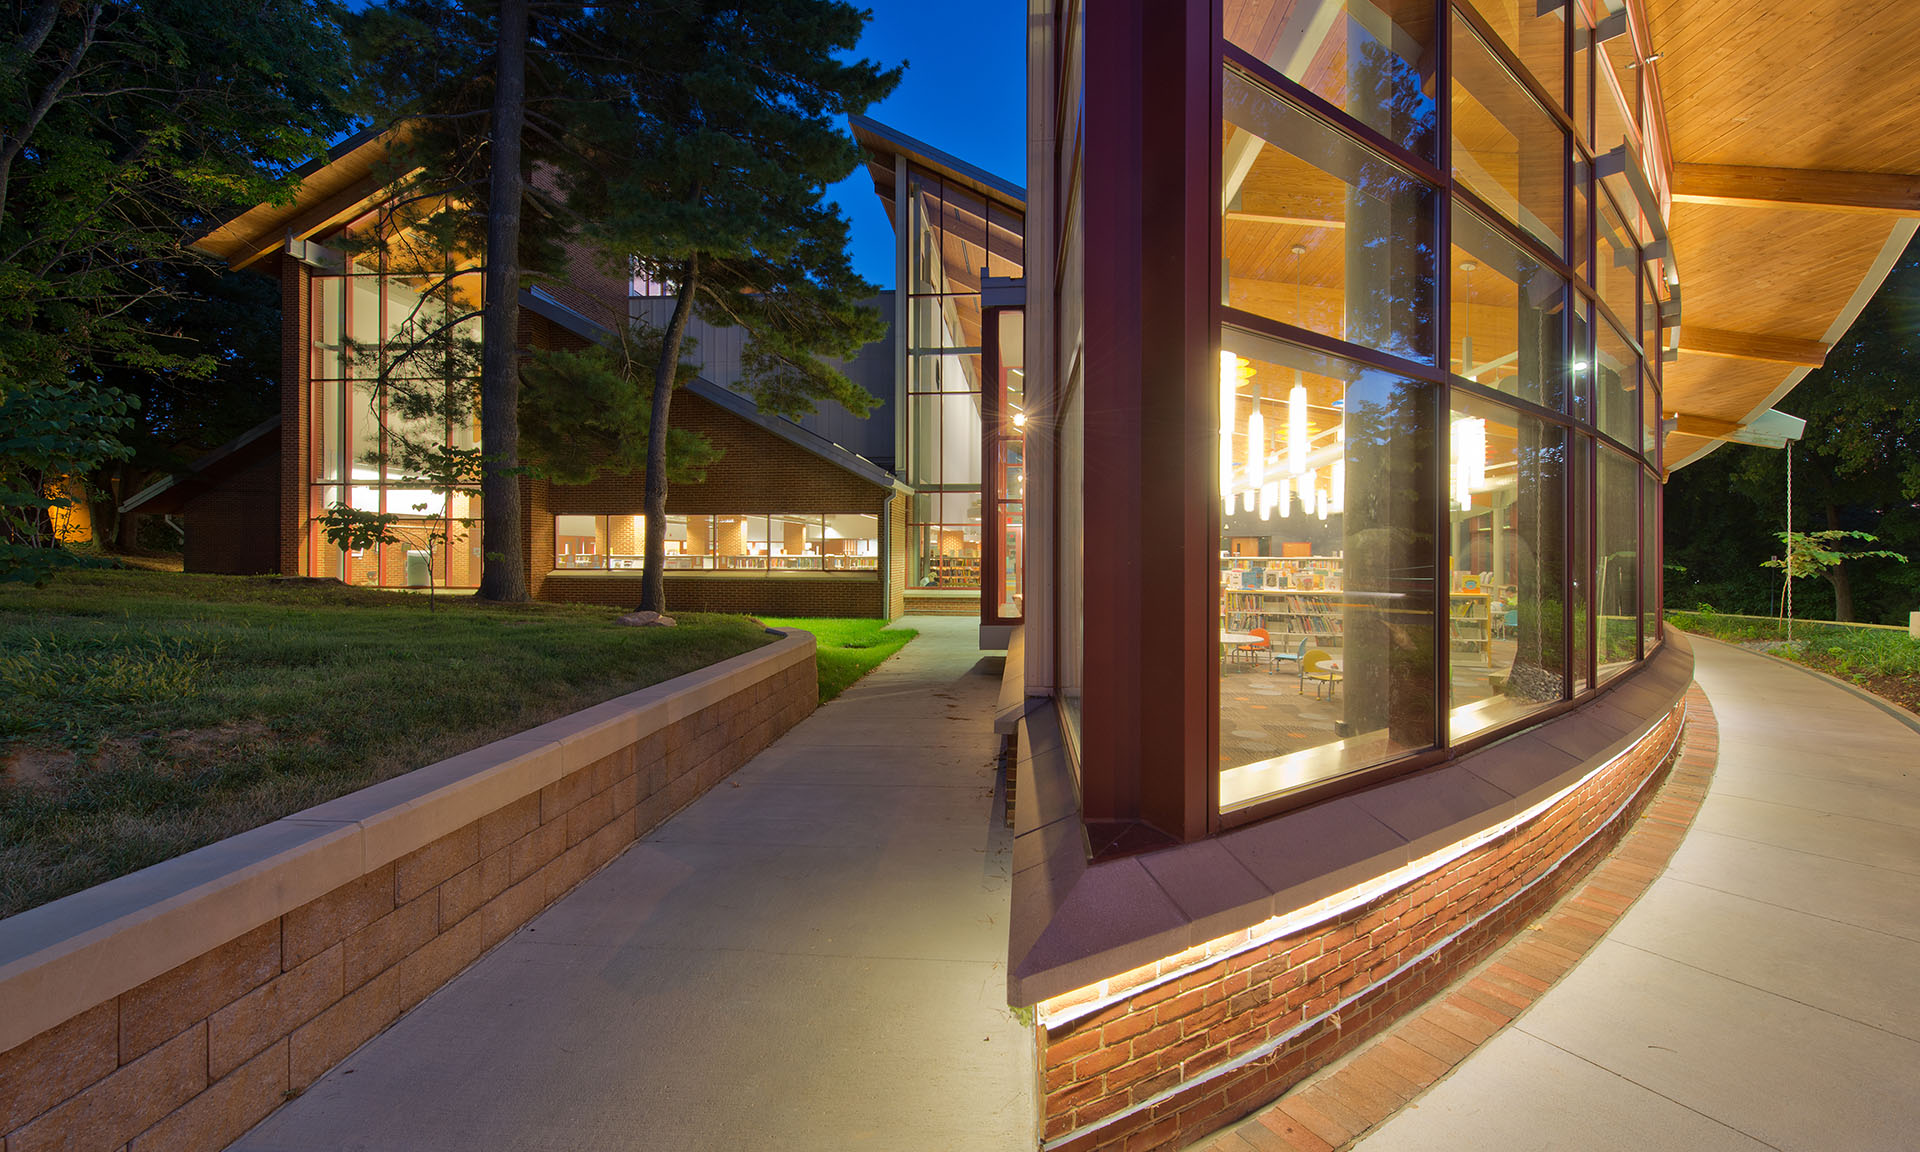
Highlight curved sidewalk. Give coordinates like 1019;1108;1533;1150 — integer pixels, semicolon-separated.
228;616;1031;1152
1348;635;1920;1151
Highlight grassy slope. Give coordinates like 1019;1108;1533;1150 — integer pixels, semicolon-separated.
1668;610;1920;714
0;569;774;918
759;618;916;702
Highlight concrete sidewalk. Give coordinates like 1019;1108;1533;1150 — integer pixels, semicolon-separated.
232;617;1031;1152
1351;636;1920;1151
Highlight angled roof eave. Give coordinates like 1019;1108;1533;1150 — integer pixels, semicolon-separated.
849;114;1027;212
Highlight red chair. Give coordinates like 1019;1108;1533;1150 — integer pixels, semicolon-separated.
1246;627;1272;670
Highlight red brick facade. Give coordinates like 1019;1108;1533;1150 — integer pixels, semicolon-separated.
1035;703;1687;1151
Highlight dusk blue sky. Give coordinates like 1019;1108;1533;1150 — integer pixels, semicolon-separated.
827;1;1027;288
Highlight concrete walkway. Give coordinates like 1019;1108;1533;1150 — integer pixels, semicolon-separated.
1352;636;1920;1151
232;617;1031;1152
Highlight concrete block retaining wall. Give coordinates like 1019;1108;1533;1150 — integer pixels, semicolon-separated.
0;630;816;1152
1033;701;1687;1151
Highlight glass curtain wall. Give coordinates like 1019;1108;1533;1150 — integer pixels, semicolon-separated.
1217;0;1663;817
306;229;484;588
903;165;1025;590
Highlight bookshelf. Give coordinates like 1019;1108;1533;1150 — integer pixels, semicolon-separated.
1221;555;1345;649
1449;593;1493;664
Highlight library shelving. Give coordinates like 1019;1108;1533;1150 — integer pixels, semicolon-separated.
1448;593;1493;664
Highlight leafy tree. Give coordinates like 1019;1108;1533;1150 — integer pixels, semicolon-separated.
564;0;900;614
0;0;352;579
1666;238;1920;623
83;266;283;551
0;382;136;584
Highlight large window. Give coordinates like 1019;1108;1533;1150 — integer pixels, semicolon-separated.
1217;334;1438;810
1212;0;1664;819
1223;67;1437;364
305;234;485;588
902;165;1024;593
551;514;879;573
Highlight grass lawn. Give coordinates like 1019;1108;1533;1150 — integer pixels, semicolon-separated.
1668;610;1920;714
0;569;775;919
759;618;917;702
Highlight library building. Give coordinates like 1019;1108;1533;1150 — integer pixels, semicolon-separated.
1003;0;1916;1148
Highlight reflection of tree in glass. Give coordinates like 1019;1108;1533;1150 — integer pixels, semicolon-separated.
1351;40;1436;156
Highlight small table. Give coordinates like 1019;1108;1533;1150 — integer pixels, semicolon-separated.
1220;631;1263;674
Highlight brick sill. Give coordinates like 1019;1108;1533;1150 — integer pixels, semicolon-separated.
1008;632;1695;1006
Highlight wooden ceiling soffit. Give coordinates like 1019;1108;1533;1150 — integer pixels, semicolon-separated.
1671;163;1920;217
213;171;392;272
1676;325;1830;368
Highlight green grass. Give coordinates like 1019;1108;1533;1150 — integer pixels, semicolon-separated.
759;618;917;702
1668;609;1920;711
0;568;775;919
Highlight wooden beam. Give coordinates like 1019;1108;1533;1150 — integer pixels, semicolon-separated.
1677;325;1830;367
1665;412;1742;439
1224;211;1346;230
1671;163;1920;216
225;172;391;271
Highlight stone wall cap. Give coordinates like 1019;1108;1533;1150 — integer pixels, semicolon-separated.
0;629;815;1055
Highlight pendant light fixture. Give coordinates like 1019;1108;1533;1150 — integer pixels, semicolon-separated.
1288;244;1309;481
1219;349;1238;514
1458;260;1477;380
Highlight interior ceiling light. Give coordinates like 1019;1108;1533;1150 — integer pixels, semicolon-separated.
1219;350;1238;512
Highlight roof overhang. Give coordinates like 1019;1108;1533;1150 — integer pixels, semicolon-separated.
1651;0;1920;470
193;127;405;272
848;114;1027;230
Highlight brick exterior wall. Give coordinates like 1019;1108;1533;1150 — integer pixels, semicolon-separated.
1034;703;1687;1151
184;453;281;575
0;651;816;1152
543;574;884;616
887;492;908;620
903;591;983;617
541;386;897;617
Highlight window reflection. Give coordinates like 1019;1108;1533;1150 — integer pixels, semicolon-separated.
1217;330;1437;811
1223;0;1438;157
1448;396;1566;742
1450;204;1567;409
1451;15;1565;257
1595;316;1638;448
1460;0;1566;109
1223;67;1437;364
1596;447;1638;681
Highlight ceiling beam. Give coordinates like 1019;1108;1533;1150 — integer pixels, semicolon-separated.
1224;211;1347;230
1677;325;1830;367
224;173;391;271
1671;163;1920;216
1664;413;1742;439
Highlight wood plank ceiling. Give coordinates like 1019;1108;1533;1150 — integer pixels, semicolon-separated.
1650;0;1920;467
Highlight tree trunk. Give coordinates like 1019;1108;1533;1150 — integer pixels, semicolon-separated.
475;0;529;602
639;255;699;614
113;461;141;551
1825;503;1853;621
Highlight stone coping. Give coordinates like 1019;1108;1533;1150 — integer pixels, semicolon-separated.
0;629;816;1055
1008;631;1695;1006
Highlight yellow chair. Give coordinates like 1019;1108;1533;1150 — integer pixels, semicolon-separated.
1302;648;1342;699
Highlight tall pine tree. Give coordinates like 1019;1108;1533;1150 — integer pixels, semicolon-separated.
562;0;900;614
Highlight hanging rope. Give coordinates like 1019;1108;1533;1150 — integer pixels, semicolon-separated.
1784;443;1794;643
